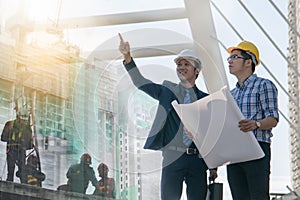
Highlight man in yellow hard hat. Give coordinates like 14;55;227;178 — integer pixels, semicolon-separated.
226;40;279;200
118;33;217;200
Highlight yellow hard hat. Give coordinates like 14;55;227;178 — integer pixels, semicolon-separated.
227;40;260;66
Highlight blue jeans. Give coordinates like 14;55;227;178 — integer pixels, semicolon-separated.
161;152;208;200
227;142;271;200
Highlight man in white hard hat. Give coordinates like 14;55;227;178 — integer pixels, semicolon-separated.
119;33;217;200
1;108;33;183
226;41;279;200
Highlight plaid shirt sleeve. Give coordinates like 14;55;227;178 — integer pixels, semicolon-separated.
259;79;279;122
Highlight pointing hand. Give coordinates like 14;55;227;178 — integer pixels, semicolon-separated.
118;33;130;56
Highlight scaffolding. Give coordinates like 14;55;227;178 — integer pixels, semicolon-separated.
288;0;300;190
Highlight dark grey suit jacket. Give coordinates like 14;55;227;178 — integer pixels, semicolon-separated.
124;59;208;150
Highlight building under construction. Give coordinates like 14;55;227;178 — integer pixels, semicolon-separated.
0;0;298;199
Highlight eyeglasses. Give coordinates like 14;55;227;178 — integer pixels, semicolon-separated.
227;54;246;62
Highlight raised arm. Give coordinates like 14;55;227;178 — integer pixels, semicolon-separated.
118;33;132;64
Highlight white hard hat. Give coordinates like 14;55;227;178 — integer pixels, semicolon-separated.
17;108;29;120
174;49;202;69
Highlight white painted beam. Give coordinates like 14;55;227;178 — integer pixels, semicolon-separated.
34;8;187;30
184;0;228;93
84;43;193;61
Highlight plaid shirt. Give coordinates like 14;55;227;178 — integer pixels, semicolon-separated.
231;74;279;143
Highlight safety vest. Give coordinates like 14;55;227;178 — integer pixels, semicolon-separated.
11;131;22;143
99;178;115;197
6;119;33;150
8;120;23;149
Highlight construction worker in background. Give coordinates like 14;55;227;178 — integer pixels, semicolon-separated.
1;109;33;182
93;163;116;199
226;40;279;200
17;154;45;187
64;153;100;194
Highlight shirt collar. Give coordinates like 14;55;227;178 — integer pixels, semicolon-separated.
179;83;197;91
235;74;257;89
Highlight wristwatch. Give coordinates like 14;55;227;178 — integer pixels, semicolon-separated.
255;121;261;129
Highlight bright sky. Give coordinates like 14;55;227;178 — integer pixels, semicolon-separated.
0;0;291;199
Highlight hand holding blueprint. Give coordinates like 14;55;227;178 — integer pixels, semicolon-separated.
172;86;264;168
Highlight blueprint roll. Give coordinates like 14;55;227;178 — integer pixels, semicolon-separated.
172;86;265;168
